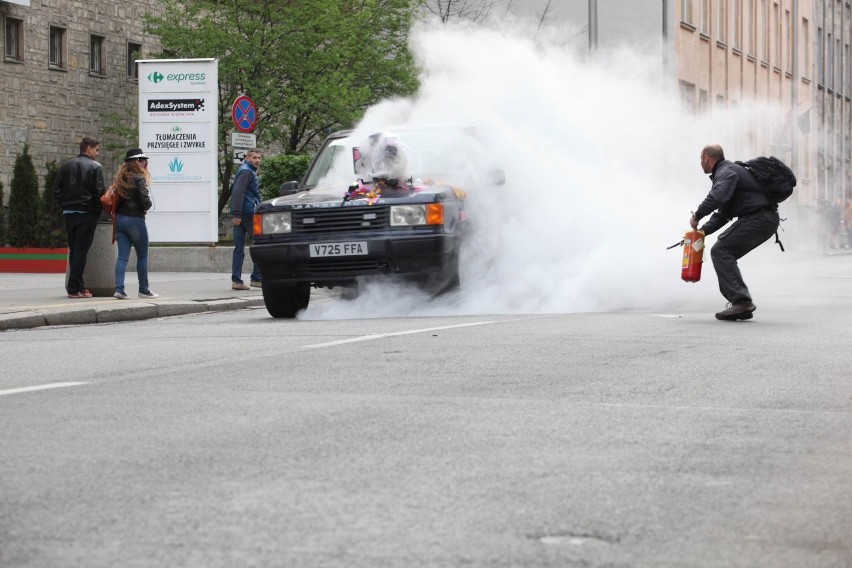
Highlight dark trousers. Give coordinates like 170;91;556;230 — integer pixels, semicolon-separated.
710;209;780;304
64;212;99;294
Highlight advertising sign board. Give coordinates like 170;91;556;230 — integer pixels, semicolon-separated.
138;58;218;243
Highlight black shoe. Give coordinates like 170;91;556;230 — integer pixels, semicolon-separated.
715;302;756;321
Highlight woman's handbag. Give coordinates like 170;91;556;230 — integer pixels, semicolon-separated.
100;186;118;243
100;185;117;216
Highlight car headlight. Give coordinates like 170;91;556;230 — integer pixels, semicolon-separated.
257;212;292;235
391;204;443;226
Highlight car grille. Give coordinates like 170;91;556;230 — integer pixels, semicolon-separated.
293;206;389;234
294;259;389;277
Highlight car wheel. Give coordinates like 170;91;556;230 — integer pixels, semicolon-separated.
262;282;310;318
429;252;460;296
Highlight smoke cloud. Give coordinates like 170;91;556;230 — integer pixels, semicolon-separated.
302;17;783;320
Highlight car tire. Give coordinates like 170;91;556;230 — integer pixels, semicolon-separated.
430;252;460;295
262;282;311;318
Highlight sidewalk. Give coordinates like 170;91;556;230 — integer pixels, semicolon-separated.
0;272;267;331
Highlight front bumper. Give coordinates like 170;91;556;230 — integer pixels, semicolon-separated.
250;233;461;286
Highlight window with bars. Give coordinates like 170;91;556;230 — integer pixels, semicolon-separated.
717;0;727;43
747;0;756;56
681;0;694;25
127;42;141;79
732;0;741;50
90;35;105;75
760;0;769;62
785;10;792;72
679;80;696;111
817;26;824;85
802;19;810;79
49;26;66;69
773;3;781;68
4;17;23;62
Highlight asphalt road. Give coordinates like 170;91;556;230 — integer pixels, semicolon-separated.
1;252;851;568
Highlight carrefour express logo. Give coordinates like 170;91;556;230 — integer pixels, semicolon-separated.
146;71;207;84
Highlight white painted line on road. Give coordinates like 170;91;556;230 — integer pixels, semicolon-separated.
299;320;508;351
0;382;89;397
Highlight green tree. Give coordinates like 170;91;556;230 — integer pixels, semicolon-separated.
144;0;420;213
0;179;6;247
101;108;139;168
35;161;66;248
7;145;40;248
259;154;313;201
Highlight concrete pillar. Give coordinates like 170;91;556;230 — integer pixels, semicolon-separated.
80;219;117;297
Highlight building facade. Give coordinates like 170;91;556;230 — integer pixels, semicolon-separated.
812;0;852;206
1;0;163;195
677;0;823;207
517;0;848;210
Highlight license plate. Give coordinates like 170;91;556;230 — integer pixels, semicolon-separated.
309;241;368;257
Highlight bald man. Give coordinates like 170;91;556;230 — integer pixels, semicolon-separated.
690;144;780;321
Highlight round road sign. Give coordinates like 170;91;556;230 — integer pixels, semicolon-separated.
231;95;257;133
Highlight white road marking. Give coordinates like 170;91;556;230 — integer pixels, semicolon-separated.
0;382;89;397
298;320;500;350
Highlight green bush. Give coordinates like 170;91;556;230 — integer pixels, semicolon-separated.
258;154;313;201
35;161;66;248
7;145;40;248
0;179;6;247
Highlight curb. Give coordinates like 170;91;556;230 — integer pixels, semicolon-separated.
0;296;266;332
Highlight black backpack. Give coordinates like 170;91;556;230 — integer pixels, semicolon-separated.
736;156;797;204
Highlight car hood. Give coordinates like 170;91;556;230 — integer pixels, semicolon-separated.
260;181;454;211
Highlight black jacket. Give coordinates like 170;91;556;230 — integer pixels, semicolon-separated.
694;159;774;235
53;154;106;214
116;175;153;218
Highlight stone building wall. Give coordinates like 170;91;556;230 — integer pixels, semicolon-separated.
0;0;164;200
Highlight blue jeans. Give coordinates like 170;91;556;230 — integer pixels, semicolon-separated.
115;215;151;294
231;214;261;283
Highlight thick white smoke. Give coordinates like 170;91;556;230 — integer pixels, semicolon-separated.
302;17;782;320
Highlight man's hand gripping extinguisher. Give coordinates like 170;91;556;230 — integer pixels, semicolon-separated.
667;229;705;282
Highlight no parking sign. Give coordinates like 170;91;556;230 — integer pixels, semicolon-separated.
231;95;257;133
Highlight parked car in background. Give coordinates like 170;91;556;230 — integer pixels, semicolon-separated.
250;123;503;318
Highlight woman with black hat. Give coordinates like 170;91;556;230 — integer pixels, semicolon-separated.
111;148;158;299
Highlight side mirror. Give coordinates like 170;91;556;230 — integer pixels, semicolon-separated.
279;181;299;196
490;169;506;186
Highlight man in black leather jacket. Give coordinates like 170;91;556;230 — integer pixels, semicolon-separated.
53;137;106;298
690;144;780;321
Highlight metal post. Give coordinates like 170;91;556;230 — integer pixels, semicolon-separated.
589;0;598;52
662;0;671;78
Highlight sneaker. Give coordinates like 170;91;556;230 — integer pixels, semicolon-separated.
114;290;129;300
68;289;93;299
138;290;159;299
250;280;263;288
715;301;756;321
232;282;250;290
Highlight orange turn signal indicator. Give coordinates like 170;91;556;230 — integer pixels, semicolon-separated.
426;203;443;225
253;214;263;236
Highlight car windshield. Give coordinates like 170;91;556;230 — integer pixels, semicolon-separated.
303;125;486;190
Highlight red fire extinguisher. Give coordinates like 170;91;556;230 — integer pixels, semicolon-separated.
681;229;705;282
